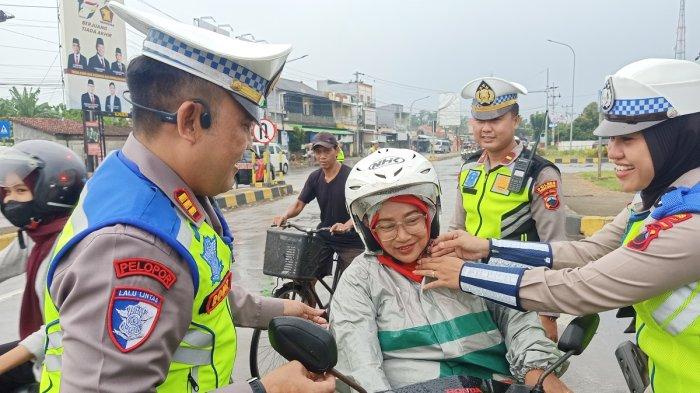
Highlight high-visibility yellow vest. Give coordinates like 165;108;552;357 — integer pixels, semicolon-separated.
621;210;700;392
40;151;236;392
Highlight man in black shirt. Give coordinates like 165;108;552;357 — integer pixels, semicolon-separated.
273;132;364;276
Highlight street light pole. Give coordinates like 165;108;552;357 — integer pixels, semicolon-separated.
408;95;430;132
548;39;576;151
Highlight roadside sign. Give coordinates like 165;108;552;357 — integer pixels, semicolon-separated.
252;119;277;143
0;119;12;138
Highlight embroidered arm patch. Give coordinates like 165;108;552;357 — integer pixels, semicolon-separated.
108;287;163;353
535;180;560;211
114;258;177;290
626;213;692;251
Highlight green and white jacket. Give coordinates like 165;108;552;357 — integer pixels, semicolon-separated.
330;254;565;392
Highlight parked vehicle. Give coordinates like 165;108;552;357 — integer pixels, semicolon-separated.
234;148;264;187
432;139;451;154
252;142;289;174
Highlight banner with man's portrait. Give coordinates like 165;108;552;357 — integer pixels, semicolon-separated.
60;0;130;115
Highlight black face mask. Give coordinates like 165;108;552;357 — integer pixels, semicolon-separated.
1;201;41;229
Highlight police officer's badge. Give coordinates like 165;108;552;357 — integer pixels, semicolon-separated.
600;78;615;113
202;236;224;284
463;169;481;190
108;287;162;352
475;81;496;106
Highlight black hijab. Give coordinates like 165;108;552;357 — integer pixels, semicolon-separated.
641;113;700;210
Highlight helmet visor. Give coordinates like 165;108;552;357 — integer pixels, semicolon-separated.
0;148;44;187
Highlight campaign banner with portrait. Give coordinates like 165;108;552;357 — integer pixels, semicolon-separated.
60;0;130;115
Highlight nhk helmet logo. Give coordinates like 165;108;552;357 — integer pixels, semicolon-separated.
368;156;405;170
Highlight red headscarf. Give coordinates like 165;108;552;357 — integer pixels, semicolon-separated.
370;195;431;283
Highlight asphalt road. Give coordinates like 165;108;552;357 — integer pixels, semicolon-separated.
0;156;630;392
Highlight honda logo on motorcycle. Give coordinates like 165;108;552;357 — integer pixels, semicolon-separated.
368;156;405;170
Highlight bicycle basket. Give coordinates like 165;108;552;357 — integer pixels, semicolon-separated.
263;227;325;280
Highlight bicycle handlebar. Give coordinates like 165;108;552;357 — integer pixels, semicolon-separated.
273;222;331;235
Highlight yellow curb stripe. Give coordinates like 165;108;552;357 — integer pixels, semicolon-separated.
244;191;256;204
263;188;273;199
580;216;615;237
224;195;237;208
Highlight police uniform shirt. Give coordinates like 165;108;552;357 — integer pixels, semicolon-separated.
518;167;700;315
48;134;282;392
449;141;567;242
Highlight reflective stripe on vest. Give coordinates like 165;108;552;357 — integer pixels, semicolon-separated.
39;152;237;393
458;164;535;240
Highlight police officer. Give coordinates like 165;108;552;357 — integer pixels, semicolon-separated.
418;58;700;392
39;3;333;393
451;77;567;340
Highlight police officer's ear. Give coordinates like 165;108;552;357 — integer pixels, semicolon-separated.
175;100;207;144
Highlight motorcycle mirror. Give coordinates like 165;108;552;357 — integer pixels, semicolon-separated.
268;316;337;374
557;314;600;355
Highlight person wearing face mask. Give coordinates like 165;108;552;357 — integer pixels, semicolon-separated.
452;77;567;342
417;58;700;393
329;148;571;393
0;140;86;390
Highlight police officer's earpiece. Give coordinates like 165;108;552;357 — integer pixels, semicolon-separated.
122;91;211;129
193;99;212;129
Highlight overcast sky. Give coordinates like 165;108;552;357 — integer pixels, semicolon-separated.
1;0;698;120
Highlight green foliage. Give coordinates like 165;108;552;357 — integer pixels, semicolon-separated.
288;125;306;153
8;87;54;117
0;98;14;117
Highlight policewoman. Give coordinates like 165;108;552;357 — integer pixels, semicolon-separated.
451;77;567;340
39;3;331;393
418;59;700;392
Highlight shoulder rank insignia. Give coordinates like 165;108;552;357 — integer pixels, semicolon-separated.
627;213;692;251
202;235;224;284
174;188;202;222
108;287;162;353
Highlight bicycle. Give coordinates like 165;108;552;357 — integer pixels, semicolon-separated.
249;222;349;378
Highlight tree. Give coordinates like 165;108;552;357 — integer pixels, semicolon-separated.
529;112;547;133
571;102;600;140
8;87;53;117
0;98;14;117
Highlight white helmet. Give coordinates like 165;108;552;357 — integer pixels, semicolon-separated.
595;58;700;136
345;148;441;252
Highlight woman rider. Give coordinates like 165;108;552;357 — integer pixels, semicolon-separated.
417;58;700;392
330;148;571;392
0;140;86;389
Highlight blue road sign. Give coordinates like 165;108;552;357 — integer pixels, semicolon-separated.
0;119;12;138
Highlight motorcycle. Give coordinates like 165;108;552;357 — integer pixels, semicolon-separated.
267;313;600;393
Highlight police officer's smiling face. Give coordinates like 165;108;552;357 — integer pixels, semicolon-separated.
471;112;519;153
608;132;654;192
194;94;253;195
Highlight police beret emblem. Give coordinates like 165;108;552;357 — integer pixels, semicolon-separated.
600;78;615;113
475;81;496;106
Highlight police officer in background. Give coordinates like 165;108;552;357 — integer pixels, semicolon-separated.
419;58;700;392
39;3;332;393
451;77;567;341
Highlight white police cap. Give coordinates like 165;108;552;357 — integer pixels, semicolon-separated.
108;2;292;122
461;77;527;120
595;58;700;136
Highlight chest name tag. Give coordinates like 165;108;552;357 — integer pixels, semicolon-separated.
491;173;511;196
200;271;232;314
462;169;481;193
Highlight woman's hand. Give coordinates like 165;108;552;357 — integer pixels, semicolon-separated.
414;256;466;290
429;230;490;260
283;299;327;327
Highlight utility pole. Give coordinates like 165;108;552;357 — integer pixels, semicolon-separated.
354;71;363;156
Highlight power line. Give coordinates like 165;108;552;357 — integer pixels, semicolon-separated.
13;18;57;23
0;27;58;44
0;44;57;53
0;3;57;8
3;23;57;28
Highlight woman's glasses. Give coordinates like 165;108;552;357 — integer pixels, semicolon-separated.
371;212;427;242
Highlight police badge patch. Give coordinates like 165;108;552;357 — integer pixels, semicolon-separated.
108;287;163;353
463;169;481;189
202;236;224;284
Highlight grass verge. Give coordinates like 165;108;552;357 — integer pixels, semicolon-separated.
579;171;621;192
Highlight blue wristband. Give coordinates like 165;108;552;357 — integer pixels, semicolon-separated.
459;262;526;310
487;239;552;269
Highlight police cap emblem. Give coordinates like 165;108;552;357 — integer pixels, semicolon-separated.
475;81;496;106
600;78;615;113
